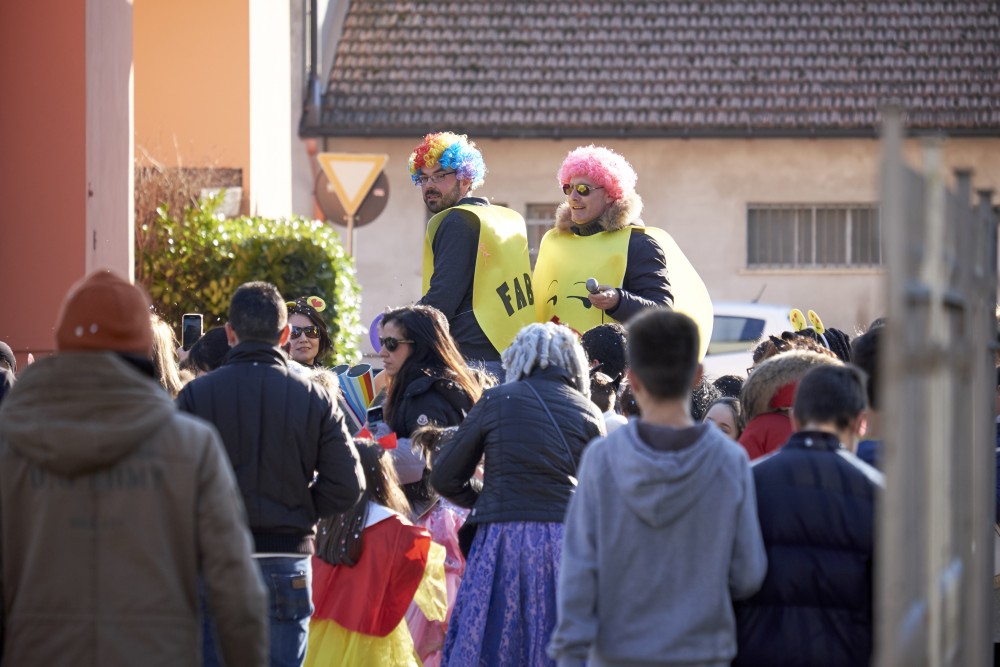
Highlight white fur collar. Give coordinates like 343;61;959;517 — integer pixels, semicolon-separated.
554;191;644;233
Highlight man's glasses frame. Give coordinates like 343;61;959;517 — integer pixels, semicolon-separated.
379;336;414;352
416;171;456;186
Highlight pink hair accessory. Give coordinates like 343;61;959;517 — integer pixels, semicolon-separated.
557;145;637;201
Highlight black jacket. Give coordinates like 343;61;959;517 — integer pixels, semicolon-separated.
430;365;605;525
611;229;673;322
418;197;499;362
386;369;473;508
387;370;473;439
176;342;364;554
734;431;883;667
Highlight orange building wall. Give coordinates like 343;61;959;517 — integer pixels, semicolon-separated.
134;0;250;195
0;4;87;364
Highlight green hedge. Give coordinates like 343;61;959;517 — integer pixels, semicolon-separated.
136;200;361;366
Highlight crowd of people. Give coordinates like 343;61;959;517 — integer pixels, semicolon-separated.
0;130;919;667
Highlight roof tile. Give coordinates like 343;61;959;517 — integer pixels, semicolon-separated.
316;0;1000;136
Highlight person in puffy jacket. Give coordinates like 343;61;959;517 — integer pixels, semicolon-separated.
376;304;486;663
378;305;484;507
177;281;364;667
431;322;605;667
734;364;883;667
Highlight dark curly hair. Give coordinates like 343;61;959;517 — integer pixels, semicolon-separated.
690;376;723;422
581;323;628;389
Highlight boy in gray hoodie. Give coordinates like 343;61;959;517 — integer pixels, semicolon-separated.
548;310;767;667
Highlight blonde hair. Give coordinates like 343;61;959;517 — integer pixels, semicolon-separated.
502;322;590;395
150;314;184;398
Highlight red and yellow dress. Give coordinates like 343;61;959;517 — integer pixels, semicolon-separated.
305;504;448;667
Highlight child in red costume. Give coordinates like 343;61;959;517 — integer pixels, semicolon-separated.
306;441;447;667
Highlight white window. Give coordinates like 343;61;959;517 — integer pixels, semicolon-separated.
525;203;560;268
747;204;882;268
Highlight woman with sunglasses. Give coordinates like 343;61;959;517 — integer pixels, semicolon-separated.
285;296;333;368
430;322;606;667
379;306;483;508
379;305;485;663
379;306;483;446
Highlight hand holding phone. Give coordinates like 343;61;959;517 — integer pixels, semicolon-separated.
366;405;384;429
182;313;203;351
365;405;393;439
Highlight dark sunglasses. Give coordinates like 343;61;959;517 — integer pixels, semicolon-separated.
379;336;414;352
562;183;605;197
290;325;320;340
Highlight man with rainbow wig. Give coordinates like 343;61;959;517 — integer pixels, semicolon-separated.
409;132;534;377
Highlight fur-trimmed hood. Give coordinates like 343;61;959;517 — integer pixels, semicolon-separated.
740;350;841;421
554;191;644;233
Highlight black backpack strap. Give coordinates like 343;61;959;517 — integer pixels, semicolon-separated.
522;381;578;487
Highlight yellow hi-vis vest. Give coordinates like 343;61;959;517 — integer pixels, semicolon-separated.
422;205;535;354
533;225;714;360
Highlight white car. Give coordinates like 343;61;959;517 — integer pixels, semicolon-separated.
701;302;793;379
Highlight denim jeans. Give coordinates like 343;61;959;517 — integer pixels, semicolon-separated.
203;555;313;667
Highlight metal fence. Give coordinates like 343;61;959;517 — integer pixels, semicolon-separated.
875;107;998;667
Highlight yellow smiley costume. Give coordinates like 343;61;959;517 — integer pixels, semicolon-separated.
533;194;714;360
533;226;630;332
422;204;535;354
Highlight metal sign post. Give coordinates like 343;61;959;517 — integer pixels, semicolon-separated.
316;153;389;256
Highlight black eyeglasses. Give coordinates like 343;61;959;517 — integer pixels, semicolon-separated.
416;171;456;186
562;183;604;197
290;325;320;340
379;336;414;352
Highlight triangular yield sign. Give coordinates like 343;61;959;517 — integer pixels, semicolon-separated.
317;153;389;216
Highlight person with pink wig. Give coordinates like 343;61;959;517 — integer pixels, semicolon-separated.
533;145;674;335
409;132;533;379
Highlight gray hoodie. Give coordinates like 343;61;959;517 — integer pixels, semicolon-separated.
548;420;767;667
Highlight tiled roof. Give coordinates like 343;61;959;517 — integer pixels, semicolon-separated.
313;1;1000;137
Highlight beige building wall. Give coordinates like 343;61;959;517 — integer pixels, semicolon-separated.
314;136;1000;355
136;0;307;218
134;0;250;198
